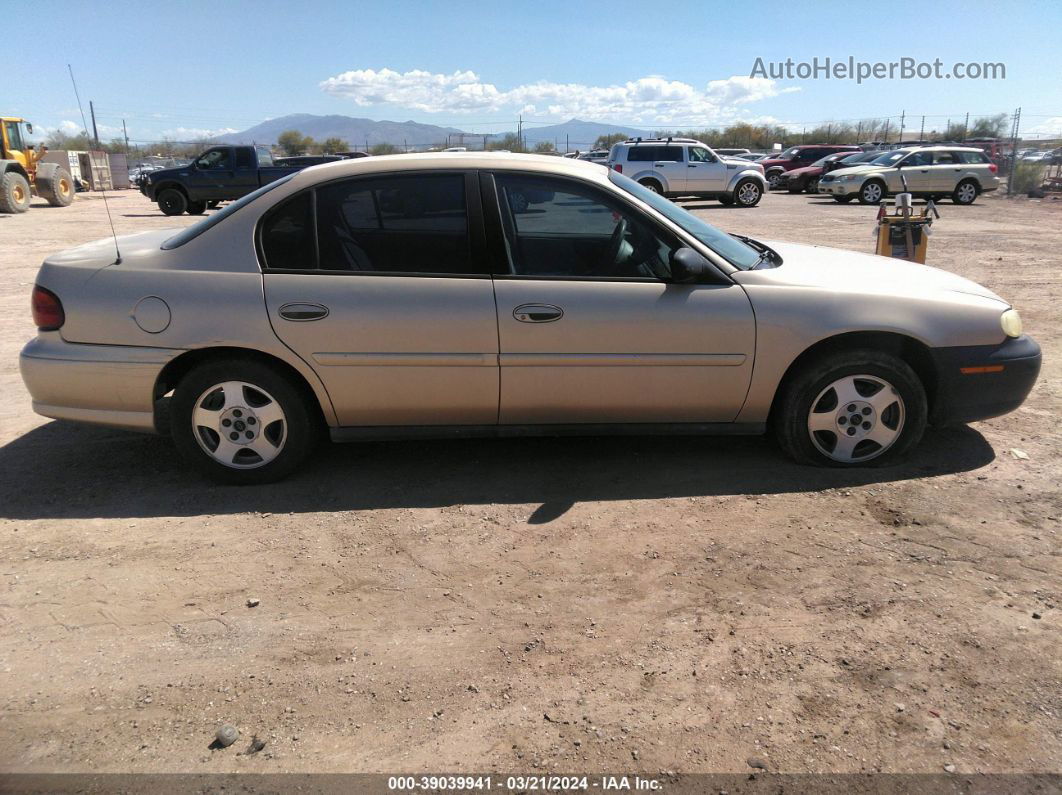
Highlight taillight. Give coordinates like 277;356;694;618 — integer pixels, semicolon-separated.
613;164;622;174
989;163;998;174
32;284;64;330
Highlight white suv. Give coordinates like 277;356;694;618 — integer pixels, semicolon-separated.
607;138;767;207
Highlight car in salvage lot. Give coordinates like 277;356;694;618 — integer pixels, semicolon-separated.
780;151;883;194
20;153;1040;483
761;144;862;189
819;145;1000;205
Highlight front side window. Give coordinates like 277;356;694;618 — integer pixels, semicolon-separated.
902;151;933;167
316;174;476;274
494;174;676;279
688;147;716;163
195;148;231;170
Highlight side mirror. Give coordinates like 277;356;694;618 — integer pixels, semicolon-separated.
25;123;33;134
669;247;714;284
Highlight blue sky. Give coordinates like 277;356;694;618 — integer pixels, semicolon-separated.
7;0;1062;143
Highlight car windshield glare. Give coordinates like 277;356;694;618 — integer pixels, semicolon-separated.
608;170;761;270
161;174;296;250
870;151;907;166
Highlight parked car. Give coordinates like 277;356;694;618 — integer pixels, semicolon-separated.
818;146;1000;205
19;153;1040;483
781;151;879;194
1021;151;1052;163
139;145;304;216
577;149;611;164
715;148;751;157
607;138;767;207
761;145;862;189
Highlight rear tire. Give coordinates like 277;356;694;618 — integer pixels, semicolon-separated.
805;177;820;194
170;358;317;484
787;179;804;194
36;167;75;207
157;188;187;216
638;179;663;195
774;349;927;468
186;200;207;215
953;179;979;205
0;171;31;213
833;196;855;203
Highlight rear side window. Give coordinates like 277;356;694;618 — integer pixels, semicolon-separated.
259;191;315;270
256;147;273;166
315;174;477;274
934;151;960;165
626;146;684;162
235;148;255;169
958;151;990;164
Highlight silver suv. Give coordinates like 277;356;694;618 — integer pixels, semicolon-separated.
818;146;1001;205
607;138;767;207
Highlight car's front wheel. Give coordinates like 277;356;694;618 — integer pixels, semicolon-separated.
171;358;317;484
774;349;927;467
157;188;187;216
858;180;886;205
733;179;763;207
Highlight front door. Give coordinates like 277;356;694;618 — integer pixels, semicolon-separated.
487;172;755;424
188;147;233;201
685;146;729;192
895;150;934;192
261;172;500;427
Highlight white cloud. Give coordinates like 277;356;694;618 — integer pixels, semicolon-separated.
161;126;239;140
319;69;798;124
1024;116;1062;140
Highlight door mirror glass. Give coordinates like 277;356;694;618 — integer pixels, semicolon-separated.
669;247;713;284
25;123;33;135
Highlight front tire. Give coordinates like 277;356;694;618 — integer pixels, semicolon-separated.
0;171;31;213
805;177;820;194
157;188;187;216
766;171;784;190
171;358;317;484
833;195;855;204
858;180;886;205
733;179;763;207
774;349;927;467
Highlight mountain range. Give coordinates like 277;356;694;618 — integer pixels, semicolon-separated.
212;113;653;151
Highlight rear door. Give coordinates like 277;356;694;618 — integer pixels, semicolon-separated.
929;150;963;191
628;145;686;193
684;146;728;192
229;147;260;198
486;171;755;424
261;171;500;427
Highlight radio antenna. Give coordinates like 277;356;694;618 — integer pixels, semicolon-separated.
67;64;121;264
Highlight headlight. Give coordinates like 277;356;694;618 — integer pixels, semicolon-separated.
1001;309;1023;338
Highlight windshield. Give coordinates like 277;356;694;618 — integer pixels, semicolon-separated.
869;150;908;166
609;170;761;270
810;156;834;167
777;147;799;159
161;174;296;250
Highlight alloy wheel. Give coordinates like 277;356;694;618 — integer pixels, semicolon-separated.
191;381;287;469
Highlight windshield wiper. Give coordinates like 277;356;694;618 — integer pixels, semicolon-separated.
730;233;782;268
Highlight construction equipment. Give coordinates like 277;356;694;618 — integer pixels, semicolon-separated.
1;117;75;213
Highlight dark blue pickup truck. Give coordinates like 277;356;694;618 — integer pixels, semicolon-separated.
139;145;303;216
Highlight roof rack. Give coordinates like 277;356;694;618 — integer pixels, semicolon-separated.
624;137;701;144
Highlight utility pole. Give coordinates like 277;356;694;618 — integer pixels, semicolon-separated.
898;110;905;142
517;115;522;152
919;115;925;142
89;100;100;149
565;134;569;153
883;119;890;144
962;112;969;142
122;119;130;155
856;121;862;142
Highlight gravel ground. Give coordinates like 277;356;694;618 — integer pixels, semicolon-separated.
0;186;1059;775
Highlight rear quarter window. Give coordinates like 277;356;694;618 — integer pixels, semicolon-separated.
959;151;990;164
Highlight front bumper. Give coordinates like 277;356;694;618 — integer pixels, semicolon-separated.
929;335;1042;425
140;182;156;200
19;335;182;433
819;180;858;196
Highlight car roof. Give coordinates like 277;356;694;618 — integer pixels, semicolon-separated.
288;151;613;188
889;145;988;154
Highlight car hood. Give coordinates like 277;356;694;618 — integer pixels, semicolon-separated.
736;240;1007;305
786;165;823;177
827;164;890;178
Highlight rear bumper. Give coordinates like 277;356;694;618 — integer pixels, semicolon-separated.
929;335;1041;425
19;335;181;433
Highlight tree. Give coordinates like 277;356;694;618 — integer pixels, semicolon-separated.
968;113;1008;139
487;132;523;152
533;140;556;153
593;133;628;150
277;129;315;156
319;136;349;154
369;143;399;155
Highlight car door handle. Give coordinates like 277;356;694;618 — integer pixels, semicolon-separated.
279;302;329;321
513;304;563;323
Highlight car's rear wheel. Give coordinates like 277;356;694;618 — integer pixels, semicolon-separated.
638;179;663;195
171;358;317;484
733;179;763;207
774;349;927;467
806;177;820;194
858;180;886;205
832;196;855;204
157;188;187;216
953;179;979;205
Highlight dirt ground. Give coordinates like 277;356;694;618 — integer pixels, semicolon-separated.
0;185;1059;777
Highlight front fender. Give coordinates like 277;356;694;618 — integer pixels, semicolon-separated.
725;169;768;191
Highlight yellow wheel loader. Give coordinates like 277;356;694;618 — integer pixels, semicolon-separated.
1;117;75;213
